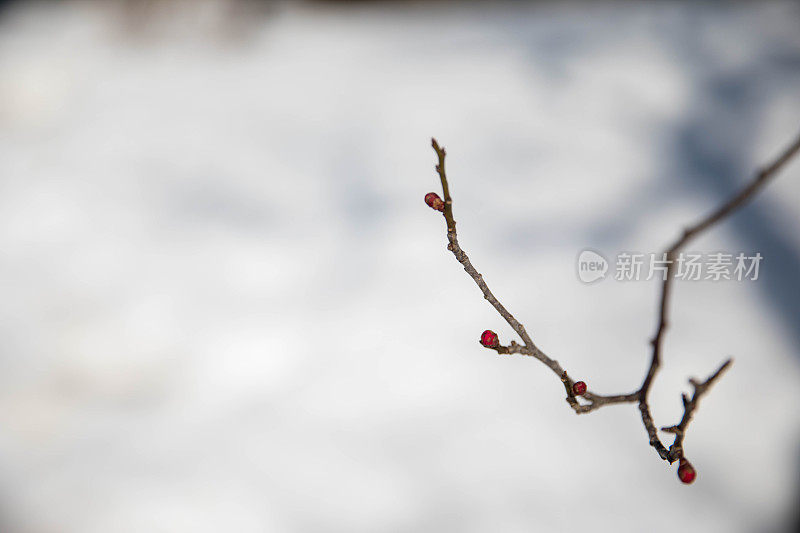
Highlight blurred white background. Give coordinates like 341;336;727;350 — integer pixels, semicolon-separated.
1;1;799;532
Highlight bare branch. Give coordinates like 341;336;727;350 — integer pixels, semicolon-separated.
638;131;800;460
432;139;547;366
662;359;733;461
430;137;638;415
427;130;800;475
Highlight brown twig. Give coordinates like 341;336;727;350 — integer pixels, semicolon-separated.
428;131;800;471
638;131;800;460
660;358;733;461
432;138;640;415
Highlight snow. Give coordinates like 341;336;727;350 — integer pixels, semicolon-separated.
0;1;799;531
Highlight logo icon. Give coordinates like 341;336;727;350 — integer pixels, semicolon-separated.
577;249;608;283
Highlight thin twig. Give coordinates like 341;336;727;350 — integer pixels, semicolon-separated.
638;132;800;460
428;130;800;469
432;138;638;415
660;358;733;461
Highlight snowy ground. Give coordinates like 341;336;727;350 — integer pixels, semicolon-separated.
1;1;799;532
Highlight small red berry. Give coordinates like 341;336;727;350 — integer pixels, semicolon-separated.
677;458;696;484
480;330;499;348
424;192;445;212
572;381;587;396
